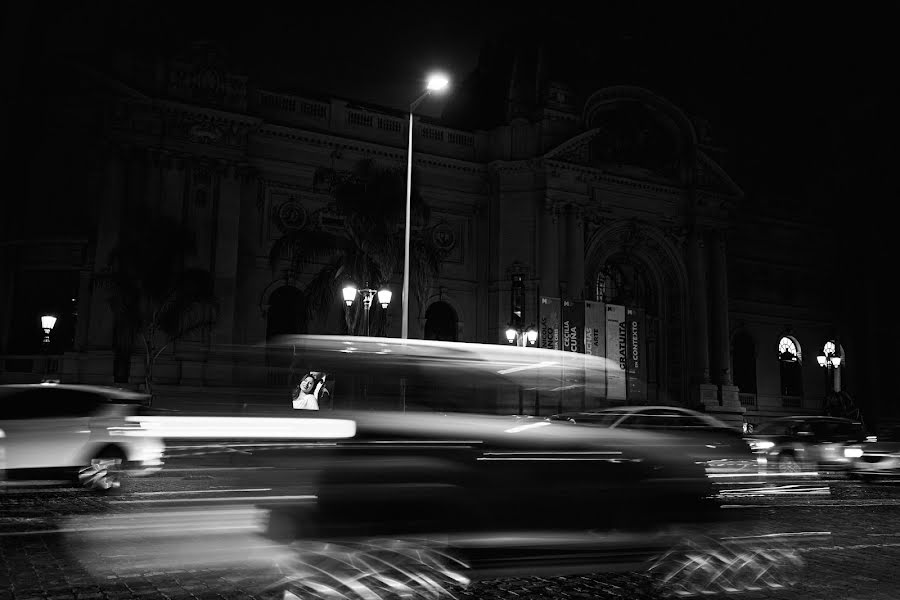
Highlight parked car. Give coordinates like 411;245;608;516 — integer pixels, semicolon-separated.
0;382;165;491
547;405;755;473
847;425;900;480
743;415;866;474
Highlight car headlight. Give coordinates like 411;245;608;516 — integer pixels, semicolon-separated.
844;447;864;458
748;440;774;451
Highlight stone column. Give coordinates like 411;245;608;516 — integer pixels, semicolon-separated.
161;154;186;222
565;205;585;301
0;246;13;353
212;165;241;346
73;268;93;351
85;151;124;350
709;228;742;411
144;150;162;209
687;225;715;407
539;199;559;299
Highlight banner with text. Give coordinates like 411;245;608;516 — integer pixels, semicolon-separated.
605;303;627;401
625;307;647;403
584;300;607;402
561;300;585;354
539;296;561;351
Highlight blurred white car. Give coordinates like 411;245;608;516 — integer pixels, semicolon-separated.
0;383;164;491
847;425;900;480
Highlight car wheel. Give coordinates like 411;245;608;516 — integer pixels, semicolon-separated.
270;538;470;600
777;454;802;473
78;447;126;493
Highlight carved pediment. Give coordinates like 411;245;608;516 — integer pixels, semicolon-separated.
167;42;248;112
546;134;743;200
695;151;743;198
547;100;685;180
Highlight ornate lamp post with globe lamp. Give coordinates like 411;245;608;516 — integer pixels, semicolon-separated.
343;283;392;337
40;314;57;379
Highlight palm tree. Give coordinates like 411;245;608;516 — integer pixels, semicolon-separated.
95;208;219;403
268;159;446;336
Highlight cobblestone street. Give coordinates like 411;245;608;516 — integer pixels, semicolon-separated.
3;472;900;599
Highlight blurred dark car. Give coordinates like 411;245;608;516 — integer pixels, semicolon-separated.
0;383;164;491
743;415;866;474
548;406;755;474
847;425;900;480
254;336;728;582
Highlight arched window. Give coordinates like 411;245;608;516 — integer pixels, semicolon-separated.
732;331;757;394
595;258;653;308
424;301;458;342
778;335;803;399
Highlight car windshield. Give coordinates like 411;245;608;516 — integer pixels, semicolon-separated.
581;412;631;426
752;420;795;436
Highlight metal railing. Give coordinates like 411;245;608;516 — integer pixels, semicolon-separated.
739;393;757;407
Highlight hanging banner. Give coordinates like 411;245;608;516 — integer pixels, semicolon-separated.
538;296;561;351
584;300;607;403
625;307;647;403
605;303;626;401
583;301;605;358
561;300;585;354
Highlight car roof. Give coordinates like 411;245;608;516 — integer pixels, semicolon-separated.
0;383;149;403
569;406;706;415
770;415;858;423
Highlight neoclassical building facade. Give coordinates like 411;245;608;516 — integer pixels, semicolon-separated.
0;44;863;427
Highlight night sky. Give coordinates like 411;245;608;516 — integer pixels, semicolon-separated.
7;2;898;229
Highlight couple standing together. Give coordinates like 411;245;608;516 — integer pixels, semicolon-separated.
292;370;328;410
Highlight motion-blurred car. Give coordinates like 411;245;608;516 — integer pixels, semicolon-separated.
743;415;866;474
547;405;755;473
0;382;164;491
252;336;734;587
847;425;900;480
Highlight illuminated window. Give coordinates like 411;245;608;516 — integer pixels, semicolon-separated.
778;335;803;398
778;337;799;361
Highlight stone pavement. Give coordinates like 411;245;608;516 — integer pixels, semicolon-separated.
3;474;900;599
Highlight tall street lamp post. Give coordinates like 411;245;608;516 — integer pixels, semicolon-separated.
343;284;392;337
402;72;450;340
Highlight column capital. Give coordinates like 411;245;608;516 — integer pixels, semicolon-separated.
544;198;562;223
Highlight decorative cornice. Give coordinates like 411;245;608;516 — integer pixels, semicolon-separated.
488;159;540;174
258;124;486;175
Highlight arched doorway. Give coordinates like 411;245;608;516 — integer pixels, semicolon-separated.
586;221;689;407
265;286;306;387
266;286;307;340
424;301;458;341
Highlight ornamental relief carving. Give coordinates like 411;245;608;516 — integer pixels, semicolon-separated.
165;111;251;148
268;192;312;239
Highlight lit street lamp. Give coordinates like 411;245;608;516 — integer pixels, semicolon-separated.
40;314;57;379
816;341;842;393
41;314;57;346
402;72;450;340
506;323;538;348
343;283;392;337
